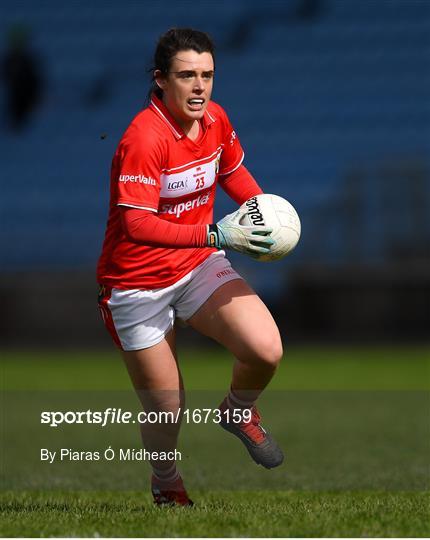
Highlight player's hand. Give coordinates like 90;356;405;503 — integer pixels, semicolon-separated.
207;208;274;257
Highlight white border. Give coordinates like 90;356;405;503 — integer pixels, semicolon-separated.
118;203;157;212
150;100;182;139
218;152;245;176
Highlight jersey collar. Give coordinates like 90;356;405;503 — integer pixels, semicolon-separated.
150;94;216;140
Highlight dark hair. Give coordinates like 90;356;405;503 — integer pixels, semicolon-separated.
149;28;215;99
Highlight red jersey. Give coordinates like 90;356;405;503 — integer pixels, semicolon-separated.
97;95;245;290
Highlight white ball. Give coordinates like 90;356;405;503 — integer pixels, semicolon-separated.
239;194;301;261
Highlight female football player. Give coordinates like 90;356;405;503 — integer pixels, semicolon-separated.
97;28;283;506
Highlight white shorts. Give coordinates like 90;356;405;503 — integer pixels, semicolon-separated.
98;251;242;351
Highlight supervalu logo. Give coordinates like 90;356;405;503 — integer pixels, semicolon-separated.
160;194;210;218
119;174;156;185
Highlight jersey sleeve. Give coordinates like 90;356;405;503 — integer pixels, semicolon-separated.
115;130;163;212
217;106;245;177
121;207;208;247
219;165;263;205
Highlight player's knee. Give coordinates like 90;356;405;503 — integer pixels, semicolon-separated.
254;334;283;369
138;389;185;415
264;339;283;369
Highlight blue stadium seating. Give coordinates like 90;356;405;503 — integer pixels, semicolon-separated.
1;0;429;297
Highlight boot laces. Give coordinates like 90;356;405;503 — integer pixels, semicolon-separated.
241;406;266;444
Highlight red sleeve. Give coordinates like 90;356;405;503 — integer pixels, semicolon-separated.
214;104;245;176
120;207;208;247
115;127;163;211
218;165;263;205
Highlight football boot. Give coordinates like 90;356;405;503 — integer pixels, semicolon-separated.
218;398;284;469
151;474;194;507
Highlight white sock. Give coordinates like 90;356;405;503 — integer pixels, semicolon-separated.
152;462;179;485
226;387;256;410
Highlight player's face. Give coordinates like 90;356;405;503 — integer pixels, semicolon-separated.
156;49;214;131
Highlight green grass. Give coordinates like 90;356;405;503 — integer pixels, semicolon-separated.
2;345;429;390
1;346;429;536
1;490;429;537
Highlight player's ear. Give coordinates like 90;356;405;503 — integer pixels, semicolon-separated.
154;70;167;91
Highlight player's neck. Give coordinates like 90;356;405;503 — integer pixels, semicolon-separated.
160;96;202;140
167;113;200;140
185;120;200;141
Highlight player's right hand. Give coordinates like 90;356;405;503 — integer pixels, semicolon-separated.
207;208;274;257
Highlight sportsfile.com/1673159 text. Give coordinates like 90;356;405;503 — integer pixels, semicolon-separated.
40;408;252;427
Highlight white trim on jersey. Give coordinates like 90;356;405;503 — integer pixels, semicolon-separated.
160;156;218;198
118;203;158;212
150;100;182;139
218;151;245;176
161;146;222;174
206;110;216;123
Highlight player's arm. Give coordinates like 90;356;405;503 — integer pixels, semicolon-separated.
207;104;273;253
215;102;263;204
212;167;273;255
218;164;263;205
121;207;207;247
118;125;272;256
121;164;264;247
120;207;273;257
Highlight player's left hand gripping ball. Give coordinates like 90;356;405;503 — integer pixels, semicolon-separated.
207;207;274;258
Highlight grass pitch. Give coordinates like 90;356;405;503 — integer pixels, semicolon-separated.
1;490;429;537
1;345;429;537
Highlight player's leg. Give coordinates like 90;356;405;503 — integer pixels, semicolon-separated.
122;327;183;459
187;278;284;468
121;327;192;506
99;285;192;504
188;278;283;398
